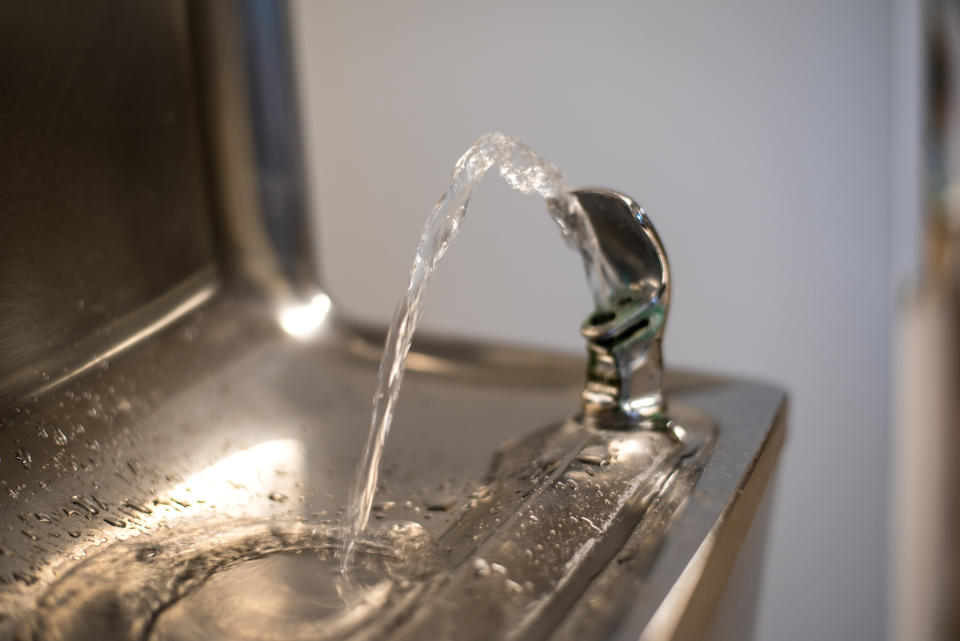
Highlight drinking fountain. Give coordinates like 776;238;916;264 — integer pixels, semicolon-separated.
0;2;786;640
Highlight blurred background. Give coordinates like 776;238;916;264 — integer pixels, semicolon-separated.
287;1;932;640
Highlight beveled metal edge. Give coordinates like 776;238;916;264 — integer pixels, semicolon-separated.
640;399;786;641
0;269;217;419
628;399;787;641
544;384;786;641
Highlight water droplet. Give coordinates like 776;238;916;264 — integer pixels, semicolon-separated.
71;497;99;515
16;448;31;469
123;502;152;515
68;530;81;539
104;518;125;528
490;563;507;576
505;579;524;595
581;516;602;533
268;492;288;503
424;493;457;512
53;428;68;446
13;571;38;585
471;557;491;577
136;546;161;562
469;484;492;499
576;446;609;466
21;530;38;542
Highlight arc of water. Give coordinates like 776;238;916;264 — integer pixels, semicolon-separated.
341;132;621;572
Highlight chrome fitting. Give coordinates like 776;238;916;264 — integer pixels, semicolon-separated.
575;189;670;429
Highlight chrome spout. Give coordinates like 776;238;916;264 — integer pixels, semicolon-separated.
575;189;671;429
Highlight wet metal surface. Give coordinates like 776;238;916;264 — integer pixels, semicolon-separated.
0;1;786;638
0;296;784;640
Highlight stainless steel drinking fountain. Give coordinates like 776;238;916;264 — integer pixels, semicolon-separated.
0;2;786;640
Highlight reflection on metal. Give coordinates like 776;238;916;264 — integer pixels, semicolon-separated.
0;271;217;412
576;189;671;429
0;1;786;640
170;438;305;511
191;0;320;298
279;292;333;339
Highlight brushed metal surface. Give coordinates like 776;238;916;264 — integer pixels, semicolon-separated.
0;0;216;411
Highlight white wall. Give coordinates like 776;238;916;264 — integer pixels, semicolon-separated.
291;2;892;638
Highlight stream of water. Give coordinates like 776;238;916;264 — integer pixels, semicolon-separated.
340;132;619;572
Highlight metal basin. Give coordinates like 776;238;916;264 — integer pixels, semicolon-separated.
0;2;786;640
